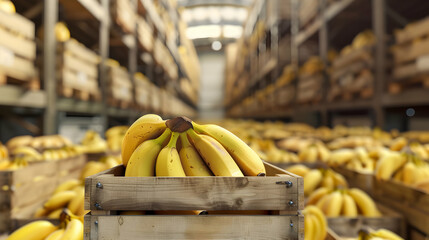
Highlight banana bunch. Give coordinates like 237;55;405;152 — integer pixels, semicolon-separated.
286;165;348;196
123;114;266;177
298;142;331;163
105;126;128;152
0;157;28;170
356;228;403;240
328;136;383;150
80;156;121;180
303;206;327;240
307;188;381;217
33;179;86;220
7;135;73;152
80;130;108;153
327;147;389;173
0;141;8;160
249;138;298;163
378;154;429;192
41;146;81;161
277;137;315;153
9;210;84;240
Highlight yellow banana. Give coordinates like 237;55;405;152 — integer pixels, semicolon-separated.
390;137;407;151
54;179;81;194
348;188;381;217
321;173;335;190
304;206;327;240
192;122;265;176
325;191;343;217
68;186;84;215
125;128;172;177
304;212;315;240
44;191;77;210
415;179;429;193
48;208;63;219
60;219;83;240
307;187;331;205
179;133;212;176
156;132;186;177
122;114;166;166
12;146;42;161
304;169;323;196
80;161;108;180
45;229;65;240
299;145;318;162
105;126;128;138
316;143;331;162
6;220;57;240
332;172;348;188
371;229;404;240
315;193;331;211
309;213;322;240
33;206;49;218
402;161;416;184
375;153;406;180
341;192;358;217
187;129;243;177
329;149;355;166
285;164;310;177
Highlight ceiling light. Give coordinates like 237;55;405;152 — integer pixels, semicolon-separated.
211;41;222;51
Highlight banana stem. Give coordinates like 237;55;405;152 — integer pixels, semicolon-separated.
186;129;199;140
167;132;180;148
179;133;192;148
154;128;172;145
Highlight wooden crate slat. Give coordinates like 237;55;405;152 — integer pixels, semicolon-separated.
331;60;371;81
0;55;36;81
331;166;374;196
84;214;304;240
85;163;303;212
59;68;98;94
61;40;100;65
392;38;429;65
0;11;34;40
395;17;429;44
332;46;373;70
61;53;98;79
0;27;35;60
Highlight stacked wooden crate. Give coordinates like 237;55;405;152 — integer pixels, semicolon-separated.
274;65;297;108
328;46;374;101
0;155;85;233
390;17;429;94
154;38;178;81
106;62;133;109
84;162;304;239
134;73;151;111
0;10;39;90
111;0;136;34
57;39;100;101
299;0;319;28
297;57;324;104
137;17;154;52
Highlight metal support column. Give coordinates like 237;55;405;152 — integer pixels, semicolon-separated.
43;0;58;135
128;0;138;124
290;0;299;65
372;0;386;128
99;0;110;131
319;0;328;126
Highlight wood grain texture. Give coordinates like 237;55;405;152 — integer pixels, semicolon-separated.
84;215;303;240
85;163;303;212
331;166;374;197
60;40;100;65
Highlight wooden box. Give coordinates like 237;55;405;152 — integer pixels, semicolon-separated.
107;65;133;109
0;155;86;233
390;17;429;93
373;179;429;235
84;162;304;240
134;73;150;111
299;0;319;28
57;39;100;101
111;0;136;34
327;204;405;238
0;10;39;90
297;73;324;104
331;166;374;196
137;17;153;52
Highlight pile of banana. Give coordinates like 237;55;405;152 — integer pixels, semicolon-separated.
286;165;348;196
80;156;121;180
298;143;331;163
7;135;73;151
33;179;86;220
105;126;128;152
307;188;381;217
122;114;265;177
303;206;327;240
80;130;108;154
355;228;403;240
376;153;429;193
249;138;299;163
8;210;83;240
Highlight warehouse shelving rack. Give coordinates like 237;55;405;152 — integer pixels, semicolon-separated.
228;0;429;131
0;0;196;140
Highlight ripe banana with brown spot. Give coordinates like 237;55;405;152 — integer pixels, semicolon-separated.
156;132;186;177
179;133;212;176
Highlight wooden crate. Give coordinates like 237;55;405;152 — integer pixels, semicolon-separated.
137;17;153;52
327;204;405;238
84;162;304;240
111;0;136;34
57;39;100;101
299;0;319;28
297;74;324;104
0;10;39;90
0;155;86;233
373;178;429;235
134;73;151;111
107;65;133;109
331;166;374;196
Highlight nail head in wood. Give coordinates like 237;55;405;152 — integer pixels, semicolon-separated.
288;200;294;206
94;202;102;210
96;182;103;189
